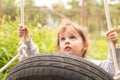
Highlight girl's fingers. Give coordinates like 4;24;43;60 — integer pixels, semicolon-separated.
108;33;117;38
106;28;115;35
107;34;118;45
106;28;118;46
18;24;29;41
18;28;27;37
18;24;28;30
106;28;117;37
107;33;118;40
108;36;118;40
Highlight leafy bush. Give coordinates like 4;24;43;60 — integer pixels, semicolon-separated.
0;17;20;80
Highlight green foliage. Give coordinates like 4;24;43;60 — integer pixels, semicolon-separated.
29;25;57;53
2;0;16;7
0;17;20;80
87;35;108;60
2;0;35;7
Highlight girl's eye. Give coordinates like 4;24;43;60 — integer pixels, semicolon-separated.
70;36;76;39
60;37;65;41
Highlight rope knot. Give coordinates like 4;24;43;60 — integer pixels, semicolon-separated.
18;44;28;61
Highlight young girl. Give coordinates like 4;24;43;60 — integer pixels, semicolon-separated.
18;20;119;77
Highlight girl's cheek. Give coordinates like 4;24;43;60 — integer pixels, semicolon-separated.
60;44;63;49
60;41;64;45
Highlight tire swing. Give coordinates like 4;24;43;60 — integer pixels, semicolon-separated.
6;53;113;80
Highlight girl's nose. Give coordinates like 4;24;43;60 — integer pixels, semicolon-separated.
65;39;70;44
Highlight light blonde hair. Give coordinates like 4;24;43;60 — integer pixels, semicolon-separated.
56;19;89;58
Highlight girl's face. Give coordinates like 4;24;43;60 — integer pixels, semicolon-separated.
58;25;88;57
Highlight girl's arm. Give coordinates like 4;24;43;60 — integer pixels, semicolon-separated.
18;24;40;60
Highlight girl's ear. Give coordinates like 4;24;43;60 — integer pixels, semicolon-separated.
83;42;88;50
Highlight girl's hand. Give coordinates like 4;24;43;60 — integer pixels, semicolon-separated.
17;24;30;42
106;28;118;47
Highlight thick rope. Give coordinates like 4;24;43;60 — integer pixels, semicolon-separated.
0;0;27;73
21;0;24;26
103;0;120;79
0;54;20;73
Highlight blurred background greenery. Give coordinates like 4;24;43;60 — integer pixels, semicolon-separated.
0;0;120;79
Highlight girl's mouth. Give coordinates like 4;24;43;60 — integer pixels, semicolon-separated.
65;46;71;51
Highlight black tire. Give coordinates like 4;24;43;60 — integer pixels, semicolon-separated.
6;53;114;80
